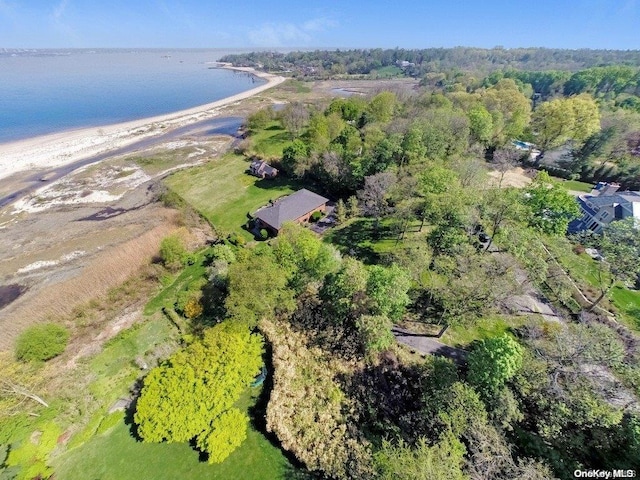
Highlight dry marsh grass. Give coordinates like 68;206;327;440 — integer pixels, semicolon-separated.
0;224;177;352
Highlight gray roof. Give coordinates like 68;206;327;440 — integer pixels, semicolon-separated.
254;189;329;231
588;192;640;207
251;160;278;176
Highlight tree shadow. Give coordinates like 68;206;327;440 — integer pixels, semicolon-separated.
251;175;310;193
123;381;143;441
247;343;308;473
325;219;395;264
338;352;437;445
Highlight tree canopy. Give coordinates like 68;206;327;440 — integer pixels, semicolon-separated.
134;323;263;463
524;171;581;235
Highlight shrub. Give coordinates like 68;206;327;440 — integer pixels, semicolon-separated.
211;244;236;263
15;323;69;362
227;233;246;247
310;211;323;222
260;228;269;240
134;323;263;462
160;233;187;270
573;244;586;255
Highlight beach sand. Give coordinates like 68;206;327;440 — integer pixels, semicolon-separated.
0;67;285;181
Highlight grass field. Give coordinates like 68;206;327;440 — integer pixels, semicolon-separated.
54;386;296;480
164;154;301;240
371;65;403;78
610;286;640;329
250;121;293;159
144;246;213;315
545;237;640;330
444;316;528;348
324;217;428;264
551;177;593;193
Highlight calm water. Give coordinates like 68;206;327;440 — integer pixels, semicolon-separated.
0;49;263;144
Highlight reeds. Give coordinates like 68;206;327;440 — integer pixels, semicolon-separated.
0;224;175;351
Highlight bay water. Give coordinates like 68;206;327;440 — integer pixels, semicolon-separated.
0;49;262;144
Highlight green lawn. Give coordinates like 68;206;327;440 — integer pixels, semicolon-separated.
371;65;403;78
610;286;640;329
443;316;528;348
325;218;425;264
551;177;593;193
250;121;293;159
144;247;213;315
53;388;296;480
545;237;640;330
164;154;300;240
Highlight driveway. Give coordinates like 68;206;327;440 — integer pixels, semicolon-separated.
392;327;467;365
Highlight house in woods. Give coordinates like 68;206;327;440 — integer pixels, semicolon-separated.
253;188;329;236
569;182;640;234
249;160;278;179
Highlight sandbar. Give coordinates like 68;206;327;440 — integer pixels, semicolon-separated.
0;67;285;181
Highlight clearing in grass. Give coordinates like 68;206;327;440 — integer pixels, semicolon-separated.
164;154;301;240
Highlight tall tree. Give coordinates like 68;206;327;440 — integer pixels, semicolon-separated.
531;95;600;151
366;264;412;322
320;256;370;321
273;223;340;290
468;104;494;146
524;171;580;235
134;323;263;463
225;247;295;326
367;91;397;123
479;187;528;252
357;172;396;232
467;334;524;400
280;101;309;138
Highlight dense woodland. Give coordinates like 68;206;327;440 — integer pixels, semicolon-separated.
221;46;640;77
130;62;640;478
3;50;640;480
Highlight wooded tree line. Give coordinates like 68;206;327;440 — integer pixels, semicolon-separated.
233;46;640;188
233;76;640;478
221;47;640;78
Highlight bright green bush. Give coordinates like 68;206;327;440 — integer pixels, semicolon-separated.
134;322;263;463
310;210;323;222
160;233;187;270
15;323;69;362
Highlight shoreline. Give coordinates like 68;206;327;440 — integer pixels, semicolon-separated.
0;67;286;181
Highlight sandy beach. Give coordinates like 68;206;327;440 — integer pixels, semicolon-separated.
0;67;285;181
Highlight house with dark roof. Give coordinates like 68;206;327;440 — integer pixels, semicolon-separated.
569;182;640;234
253;189;329;235
249;160;278;179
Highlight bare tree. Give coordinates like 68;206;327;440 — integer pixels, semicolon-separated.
492;147;522;188
357;172;396;234
280;102;309;138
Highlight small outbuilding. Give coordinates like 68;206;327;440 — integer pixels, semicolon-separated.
253;188;329;236
249;160;278;179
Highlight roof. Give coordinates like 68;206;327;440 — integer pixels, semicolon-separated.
254;189;329;231
586;192;640;210
250;160;278;176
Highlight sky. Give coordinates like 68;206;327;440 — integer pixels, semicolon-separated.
0;0;639;50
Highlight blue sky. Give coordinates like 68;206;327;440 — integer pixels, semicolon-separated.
0;0;638;49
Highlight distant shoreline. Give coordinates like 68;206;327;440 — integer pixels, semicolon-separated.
0;66;285;181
